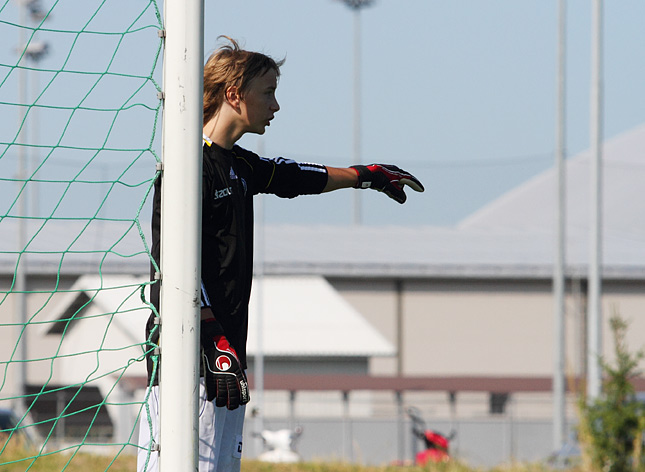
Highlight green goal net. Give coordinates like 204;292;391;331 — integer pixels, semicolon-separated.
0;0;162;469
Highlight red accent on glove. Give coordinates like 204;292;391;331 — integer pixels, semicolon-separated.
214;335;237;357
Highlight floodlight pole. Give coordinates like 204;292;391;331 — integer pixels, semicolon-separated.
13;0;50;417
352;7;362;225
339;0;374;225
552;0;567;451
587;0;603;402
158;0;204;471
14;0;28;416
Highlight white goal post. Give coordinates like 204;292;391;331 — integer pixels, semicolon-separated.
158;0;204;471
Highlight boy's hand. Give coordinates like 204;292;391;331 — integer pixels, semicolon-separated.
351;164;424;203
201;320;250;410
202;334;250;409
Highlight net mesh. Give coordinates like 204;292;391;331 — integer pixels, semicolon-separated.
0;0;162;469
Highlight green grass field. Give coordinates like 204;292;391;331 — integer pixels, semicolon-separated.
1;442;577;472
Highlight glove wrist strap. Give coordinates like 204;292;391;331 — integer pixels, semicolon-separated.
350;165;370;189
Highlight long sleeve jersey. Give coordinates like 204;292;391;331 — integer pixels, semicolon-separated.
146;139;329;384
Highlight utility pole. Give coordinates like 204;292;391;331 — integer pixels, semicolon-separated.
552;0;567;452
587;0;603;402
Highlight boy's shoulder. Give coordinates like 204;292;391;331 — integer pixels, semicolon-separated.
231;144;259;160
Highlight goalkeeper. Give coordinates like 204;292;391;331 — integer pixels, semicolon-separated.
138;36;424;472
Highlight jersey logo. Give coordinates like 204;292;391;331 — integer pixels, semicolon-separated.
213;187;232;200
229;166;247;195
228;166;247;195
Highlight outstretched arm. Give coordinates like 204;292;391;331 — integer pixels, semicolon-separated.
324;164;425;204
323;167;358;192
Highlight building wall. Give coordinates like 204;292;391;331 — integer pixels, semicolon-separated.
326;278;401;374
247;357;369;376
4;272;645;427
404;279;554;376
5;273;645;385
330;276;645;380
0;274;78;399
602;280;645;365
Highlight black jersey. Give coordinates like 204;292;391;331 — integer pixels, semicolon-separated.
146;140;328;384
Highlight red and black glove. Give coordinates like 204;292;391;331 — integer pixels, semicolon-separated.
201;321;250;410
350;164;424;204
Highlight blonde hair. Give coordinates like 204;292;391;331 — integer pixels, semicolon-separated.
203;36;285;125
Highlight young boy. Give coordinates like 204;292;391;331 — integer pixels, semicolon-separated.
138;36;424;472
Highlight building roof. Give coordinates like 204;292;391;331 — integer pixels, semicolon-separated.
43;274;150;337
38;274;151;384
0;218;149;275
245;276;394;357
43;274;394;361
460;123;645;236
259;124;645;279
3;124;644;280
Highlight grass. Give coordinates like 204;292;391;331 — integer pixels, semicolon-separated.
0;441;577;472
0;440;136;472
240;460;481;472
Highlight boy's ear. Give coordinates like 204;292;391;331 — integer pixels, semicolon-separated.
225;85;241;110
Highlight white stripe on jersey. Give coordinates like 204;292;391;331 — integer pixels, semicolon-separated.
298;162;326;173
260;156;295;165
200;281;211;307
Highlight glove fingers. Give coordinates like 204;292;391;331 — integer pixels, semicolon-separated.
228;372;250;408
378;166;424;196
385;184;407;204
399;176;424;193
202;350;217;402
239;375;250;405
380;165;424;193
226;376;241;410
205;376;217;402
215;377;228;408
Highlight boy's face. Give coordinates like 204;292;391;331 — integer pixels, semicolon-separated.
239;69;280;135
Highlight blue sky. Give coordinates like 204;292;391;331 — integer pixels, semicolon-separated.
1;0;645;227
204;0;645;227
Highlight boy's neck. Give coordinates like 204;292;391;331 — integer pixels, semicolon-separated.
203;114;243;150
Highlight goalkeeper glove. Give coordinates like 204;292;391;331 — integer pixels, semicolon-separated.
350;164;424;204
201;321;250;410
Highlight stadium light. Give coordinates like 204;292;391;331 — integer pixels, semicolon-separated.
339;0;375;9
24;41;49;61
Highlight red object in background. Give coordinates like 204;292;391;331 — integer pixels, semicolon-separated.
407;407;454;465
415;430;450;465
